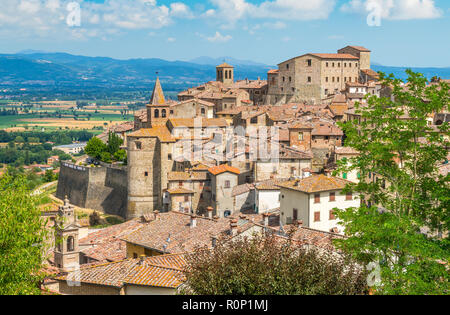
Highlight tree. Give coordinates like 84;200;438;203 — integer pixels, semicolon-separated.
107;132;123;155
0;172;49;295
85;137;107;160
43;170;54;183
334;70;449;295
182;234;367;295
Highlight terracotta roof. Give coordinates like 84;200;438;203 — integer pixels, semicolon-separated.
312;121;343;136
55;253;186;289
167;188;195;195
268;69;279;74
328;104;348;117
79;219;146;263
208;164;241;175
277;174;353;193
122;211;256;254
255;178;289;191
127;125;176;143
150;77;166;105
216;62;234;68
361;69;379;78
346;46;371;52
232;183;255;196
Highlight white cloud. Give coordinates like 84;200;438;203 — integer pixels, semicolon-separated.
207;0;336;27
341;0;443;20
0;0;193;40
167;37;176;42
207;31;232;43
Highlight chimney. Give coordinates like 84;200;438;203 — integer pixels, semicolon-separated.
190;214;197;228
230;219;238;236
139;255;146;265
207;207;213;219
153;210;160;220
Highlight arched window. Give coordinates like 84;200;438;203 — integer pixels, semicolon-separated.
224;210;231;218
154;109;159;118
67;236;75;252
162;109;167;118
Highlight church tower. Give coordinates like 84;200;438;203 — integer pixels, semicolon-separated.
54;197;81;272
216;63;234;87
147;76;169;127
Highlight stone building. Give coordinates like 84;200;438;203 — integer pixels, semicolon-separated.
266;45;372;104
209;164;241;218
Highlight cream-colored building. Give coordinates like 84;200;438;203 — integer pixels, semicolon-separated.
278;175;359;234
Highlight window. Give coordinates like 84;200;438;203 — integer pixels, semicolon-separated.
314;212;320;222
332;62;335;67
67;236;74;252
338;63;341;67
224;180;231;188
337;77;340;82
201;108;206;115
349;63;352;68
293;208;298;221
133;253;138;259
168;154;172;160
298;132;304;141
307;77;311;83
326;62;329;67
282;77;285;82
170;110;174;114
292;87;295;92
314;193;321;203
154;109;159;118
307;59;312;67
332;77;335;83
144;172;148;177
325;89;329;95
184;195;189;202
251;117;258;124
224;210;231;217
286;64;289;69
329;192;336;202
325;77;328;83
344;63;347;67
161;109;166;118
329;210;336;220
344;77;347;82
135;141;142;150
179;181;183;187
349;77;352;82
289;77;292;82
346;192;353;201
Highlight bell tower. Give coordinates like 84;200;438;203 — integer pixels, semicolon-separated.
216;63;234;87
54;196;81;272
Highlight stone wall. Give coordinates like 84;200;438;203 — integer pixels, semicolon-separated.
56;162;128;218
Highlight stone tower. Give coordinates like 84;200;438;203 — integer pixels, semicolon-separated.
127;135;162;219
147;77;169;127
216;63;234;87
338;46;371;70
54;197;81;272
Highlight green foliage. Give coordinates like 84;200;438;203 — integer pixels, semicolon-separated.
0;172;49;295
335;70;450;295
85;137;107;160
85;132;126;163
43;170;55;183
182;234;367;295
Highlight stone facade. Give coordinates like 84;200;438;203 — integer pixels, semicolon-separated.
267;46;372;104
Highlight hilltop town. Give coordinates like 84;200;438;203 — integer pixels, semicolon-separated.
37;46;449;295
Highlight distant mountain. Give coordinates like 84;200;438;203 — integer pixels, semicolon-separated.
0;52;272;91
0;51;448;93
188;56;270;67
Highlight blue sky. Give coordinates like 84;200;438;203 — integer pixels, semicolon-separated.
1;0;449;67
